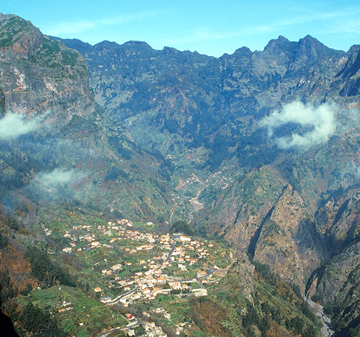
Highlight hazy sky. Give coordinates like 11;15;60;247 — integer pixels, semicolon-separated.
2;0;360;56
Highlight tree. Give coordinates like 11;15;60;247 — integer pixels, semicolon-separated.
20;302;66;335
0;231;8;249
170;220;193;236
25;247;75;287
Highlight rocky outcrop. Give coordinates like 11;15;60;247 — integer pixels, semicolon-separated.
316;241;360;304
336;45;360;97
313;241;360;333
196;167;286;250
0;13;93;126
226;251;255;301
253;185;324;288
0;88;5;116
56;35;346;155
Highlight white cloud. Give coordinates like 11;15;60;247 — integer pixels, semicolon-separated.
32;168;87;190
0;112;44;140
27;168;89;201
261;101;336;149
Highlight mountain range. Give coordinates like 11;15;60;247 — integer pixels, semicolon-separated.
1;12;360;336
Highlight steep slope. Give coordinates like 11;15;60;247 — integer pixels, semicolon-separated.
56;33;360;276
56;35;346;166
0;13;175;222
52;36;222;156
312;241;360;336
253;185;325;288
0;13;92;124
2;13;360;336
336;45;360;97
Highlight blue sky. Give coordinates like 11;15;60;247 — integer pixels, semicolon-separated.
2;0;360;56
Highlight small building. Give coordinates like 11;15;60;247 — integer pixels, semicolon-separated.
111;264;123;271
125;313;135;321
179;235;191;242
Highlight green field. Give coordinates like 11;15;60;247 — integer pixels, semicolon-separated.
18;285;128;336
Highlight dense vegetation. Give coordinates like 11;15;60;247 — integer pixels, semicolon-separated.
25;247;75;288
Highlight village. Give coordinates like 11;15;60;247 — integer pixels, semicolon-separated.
42;215;231;336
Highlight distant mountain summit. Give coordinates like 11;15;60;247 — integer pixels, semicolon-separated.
54;33;348;158
1;13;360;335
54;33;360;334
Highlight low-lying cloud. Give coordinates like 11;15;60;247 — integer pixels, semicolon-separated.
26;168;89;202
0;112;44;140
31;168;87;191
262;101;336;149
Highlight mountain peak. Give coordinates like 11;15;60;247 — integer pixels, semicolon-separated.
336;44;360;81
298;35;323;48
296;34;343;59
263;35;293;52
0;12;17;21
277;35;289;42
301;34;317;41
50;37;93;55
233;46;253;56
123;40;152;49
92;40;156;59
0;13;43;56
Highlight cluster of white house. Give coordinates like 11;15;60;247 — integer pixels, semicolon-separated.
53;218;222;312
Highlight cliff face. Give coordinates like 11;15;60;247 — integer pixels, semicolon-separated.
313;242;360;334
253;185;324;288
198;167;286;250
336;45;360;97
56;35;346;159
57;34;360;296
0;14;93;125
0;14;174;222
2;12;360;334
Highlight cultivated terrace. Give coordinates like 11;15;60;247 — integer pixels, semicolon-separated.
11;206;232;336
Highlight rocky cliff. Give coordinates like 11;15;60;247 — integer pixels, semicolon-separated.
0;14;174;222
56;35;348;158
1;12;360;335
0;14;93;125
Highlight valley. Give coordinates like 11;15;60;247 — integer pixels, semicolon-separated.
0;11;360;337
16;206;231;336
3;204;322;336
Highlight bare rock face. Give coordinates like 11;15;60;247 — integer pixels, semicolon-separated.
0;88;5;116
198;167;286;250
316;241;360;304
253;185;324;289
0;13;93;125
314;241;360;332
226;251;256;301
316;188;360;254
336;45;360;97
